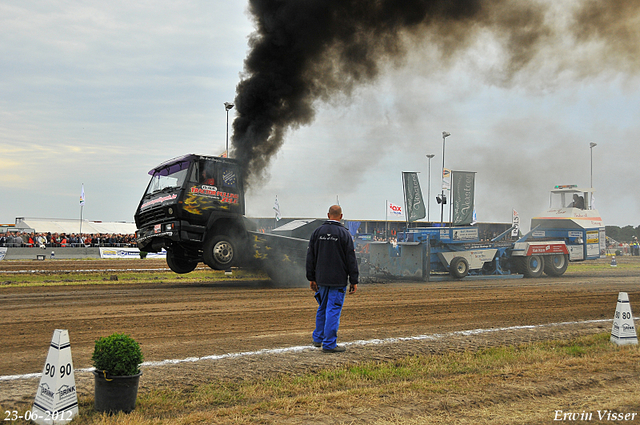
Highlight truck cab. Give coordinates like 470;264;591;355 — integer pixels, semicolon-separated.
134;154;255;273
529;185;605;261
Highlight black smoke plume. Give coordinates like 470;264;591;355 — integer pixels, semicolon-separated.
231;0;640;185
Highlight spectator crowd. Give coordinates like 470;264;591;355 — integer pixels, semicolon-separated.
0;232;137;248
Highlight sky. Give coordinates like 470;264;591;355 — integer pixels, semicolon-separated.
1;0;639;231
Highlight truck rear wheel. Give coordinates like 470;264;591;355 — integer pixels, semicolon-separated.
166;250;198;274
544;254;568;276
203;235;236;270
449;257;470;279
518;255;544;278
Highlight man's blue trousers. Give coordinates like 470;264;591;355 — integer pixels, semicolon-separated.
313;285;346;350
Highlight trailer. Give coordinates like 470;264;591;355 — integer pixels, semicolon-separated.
386;185;605;279
245;185;606;283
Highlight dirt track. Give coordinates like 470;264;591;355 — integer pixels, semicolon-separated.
1;257;639;410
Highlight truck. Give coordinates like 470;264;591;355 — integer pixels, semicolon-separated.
134;154;319;283
135;154;605;282
387;185;605;279
134;154;256;274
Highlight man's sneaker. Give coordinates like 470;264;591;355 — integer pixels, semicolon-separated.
322;345;346;353
312;341;322;348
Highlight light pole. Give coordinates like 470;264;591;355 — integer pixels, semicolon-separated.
440;131;451;224
589;142;597;188
426;154;435;222
224;102;234;157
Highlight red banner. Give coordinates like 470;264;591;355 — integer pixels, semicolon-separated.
526;243;568;255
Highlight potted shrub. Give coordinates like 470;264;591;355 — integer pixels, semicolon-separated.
92;332;144;413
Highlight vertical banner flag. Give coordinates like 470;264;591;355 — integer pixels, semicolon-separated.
79;185;85;206
273;195;281;221
387;201;405;219
347;221;361;237
442;168;451;190
402;172;426;222
451;171;476;226
512;209;520;237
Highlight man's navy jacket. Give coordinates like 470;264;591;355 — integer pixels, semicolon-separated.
306;220;359;287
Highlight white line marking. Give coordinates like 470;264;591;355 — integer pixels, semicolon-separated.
0;318;615;382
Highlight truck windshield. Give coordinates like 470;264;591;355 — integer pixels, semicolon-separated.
145;160;190;195
550;191;587;209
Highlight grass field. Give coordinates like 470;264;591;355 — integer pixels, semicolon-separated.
0;255;632;288
9;333;639;424
0;268;267;287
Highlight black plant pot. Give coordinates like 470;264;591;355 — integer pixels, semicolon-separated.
93;370;142;413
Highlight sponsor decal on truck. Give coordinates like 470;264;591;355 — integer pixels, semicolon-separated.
526;243;568;256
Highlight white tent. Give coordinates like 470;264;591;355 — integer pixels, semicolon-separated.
11;217;136;234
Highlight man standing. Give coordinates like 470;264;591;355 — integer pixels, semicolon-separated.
306;205;359;353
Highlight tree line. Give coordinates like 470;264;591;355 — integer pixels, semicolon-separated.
605;226;640;243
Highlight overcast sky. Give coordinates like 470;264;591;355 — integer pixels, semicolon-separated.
1;0;639;231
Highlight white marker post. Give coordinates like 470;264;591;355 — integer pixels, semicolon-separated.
610;292;638;346
31;329;78;424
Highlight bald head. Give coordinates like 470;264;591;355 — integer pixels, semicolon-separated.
328;205;342;220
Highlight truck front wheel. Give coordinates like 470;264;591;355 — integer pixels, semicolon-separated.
166;250;198;274
518;255;544;278
203;235;236;270
544;254;568;276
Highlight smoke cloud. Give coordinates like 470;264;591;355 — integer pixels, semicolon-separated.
231;0;640;185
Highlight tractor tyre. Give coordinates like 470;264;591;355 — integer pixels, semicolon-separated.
543;254;568;277
449;257;470;279
519;255;544;278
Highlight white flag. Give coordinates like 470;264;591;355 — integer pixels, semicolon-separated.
511;209;520;237
80;184;85;206
387;201;405;219
442;168;451;190
273;196;281;221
